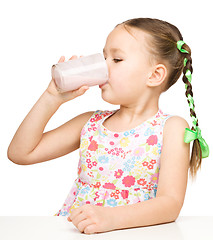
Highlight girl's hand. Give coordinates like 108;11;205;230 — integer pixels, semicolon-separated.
46;55;89;105
67;204;115;234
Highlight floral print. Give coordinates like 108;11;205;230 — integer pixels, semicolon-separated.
55;108;172;216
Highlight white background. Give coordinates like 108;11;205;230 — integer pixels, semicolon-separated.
0;0;212;216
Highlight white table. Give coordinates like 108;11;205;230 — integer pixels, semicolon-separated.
0;216;212;240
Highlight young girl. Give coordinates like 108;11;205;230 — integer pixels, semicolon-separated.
8;18;209;234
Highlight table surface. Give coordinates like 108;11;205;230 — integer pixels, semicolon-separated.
0;216;213;240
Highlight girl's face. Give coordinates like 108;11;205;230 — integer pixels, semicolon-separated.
101;24;155;106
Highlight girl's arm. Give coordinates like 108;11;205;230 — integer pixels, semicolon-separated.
7;56;92;165
110;116;190;230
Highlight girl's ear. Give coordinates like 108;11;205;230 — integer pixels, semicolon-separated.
147;64;167;87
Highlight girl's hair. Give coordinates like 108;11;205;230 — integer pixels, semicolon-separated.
115;18;202;180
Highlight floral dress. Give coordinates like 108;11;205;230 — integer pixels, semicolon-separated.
55;108;173;216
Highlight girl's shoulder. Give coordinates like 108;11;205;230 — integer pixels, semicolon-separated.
163;113;190;136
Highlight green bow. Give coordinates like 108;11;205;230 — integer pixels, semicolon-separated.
184;127;209;158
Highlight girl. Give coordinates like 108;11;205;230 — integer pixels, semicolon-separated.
8;18;209;234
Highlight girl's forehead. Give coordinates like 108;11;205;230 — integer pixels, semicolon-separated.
106;26;136;47
104;25;150;55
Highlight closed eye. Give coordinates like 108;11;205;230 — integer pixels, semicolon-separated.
104;58;123;63
113;59;122;63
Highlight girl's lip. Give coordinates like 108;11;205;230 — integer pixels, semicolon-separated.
99;82;108;88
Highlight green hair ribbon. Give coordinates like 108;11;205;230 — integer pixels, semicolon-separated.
177;40;209;158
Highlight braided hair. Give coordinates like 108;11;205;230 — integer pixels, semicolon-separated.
115;18;208;180
177;41;202;178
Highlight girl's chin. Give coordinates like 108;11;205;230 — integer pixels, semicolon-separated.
100;93;121;105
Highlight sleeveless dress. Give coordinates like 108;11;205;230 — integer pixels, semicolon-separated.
55;108;173;216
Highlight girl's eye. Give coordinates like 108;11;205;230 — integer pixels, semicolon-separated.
113;59;122;63
104;58;122;63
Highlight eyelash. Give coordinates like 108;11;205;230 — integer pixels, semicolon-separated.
104;58;122;63
113;59;122;63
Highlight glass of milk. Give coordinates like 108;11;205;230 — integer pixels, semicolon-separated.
51;53;108;92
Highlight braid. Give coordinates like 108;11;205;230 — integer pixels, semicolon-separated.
182;52;198;131
179;42;202;178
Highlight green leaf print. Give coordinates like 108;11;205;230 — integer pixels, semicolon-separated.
78;197;84;202
98;144;105;148
81;149;87;158
155;167;159;173
112;179;118;184
109;163;117;170
135;175;141;180
85;195;88;200
97;172;101;179
146;144;150;151
139;143;146;147
94;130;99;136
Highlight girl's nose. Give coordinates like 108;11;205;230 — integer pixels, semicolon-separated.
105;60;110;78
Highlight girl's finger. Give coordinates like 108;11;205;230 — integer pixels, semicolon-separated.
58;56;65;63
78;219;94;233
69;55;78;61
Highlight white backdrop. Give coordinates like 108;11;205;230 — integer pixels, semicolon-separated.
0;0;212;216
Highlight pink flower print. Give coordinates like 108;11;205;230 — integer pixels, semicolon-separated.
147;183;154;191
96;203;103;206
92;161;97;166
86;152;92;157
103;182;116;190
99;167;103;171
147;164;153;170
151;173;159;183
142;161;148;167
90;114;102;122
89;136;93;142
88;163;93;169
150;159;156;164
133;147;144;157
137;178;147;186
99;189;110;199
78;166;82;175
94;192;100;201
156;112;160;118
122;176;135;187
88;140;98;151
151;120;160;126
103;111;114;118
88;123;97;132
81;127;86;136
114;195;119;200
110;192;119;200
114;133;119;138
146;135;158;145
121;190;129;199
114;169;123;179
93;182;101;188
88;171;94;178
